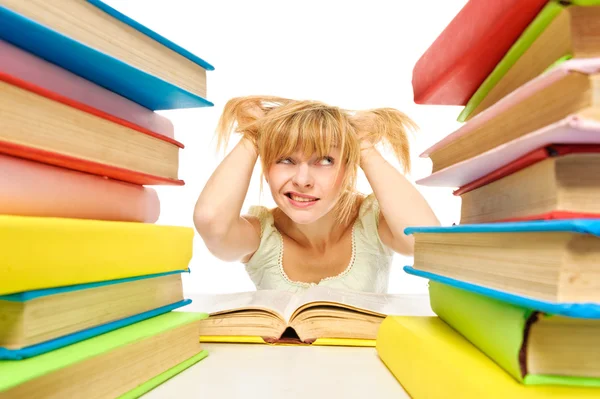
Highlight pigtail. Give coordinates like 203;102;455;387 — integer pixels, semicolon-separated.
351;108;417;173
215;96;294;152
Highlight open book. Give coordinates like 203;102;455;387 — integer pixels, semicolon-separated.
190;286;433;345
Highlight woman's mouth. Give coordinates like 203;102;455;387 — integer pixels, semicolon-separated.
285;192;319;208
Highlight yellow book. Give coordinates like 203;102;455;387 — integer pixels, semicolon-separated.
0;215;193;295
376;316;600;398
199;335;375;347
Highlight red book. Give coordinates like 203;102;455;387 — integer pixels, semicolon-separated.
0;71;183;186
412;0;547;105
453;144;600;196
492;211;600;223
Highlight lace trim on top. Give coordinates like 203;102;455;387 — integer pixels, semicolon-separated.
275;223;357;288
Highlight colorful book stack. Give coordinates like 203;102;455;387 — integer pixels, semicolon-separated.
377;1;600;398
0;1;213;397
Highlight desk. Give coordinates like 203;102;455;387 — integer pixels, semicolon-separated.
143;344;410;398
143;294;432;398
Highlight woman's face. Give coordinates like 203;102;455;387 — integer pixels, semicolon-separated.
266;147;346;225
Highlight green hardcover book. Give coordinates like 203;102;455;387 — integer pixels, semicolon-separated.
458;0;600;122
429;281;600;387
0;311;209;398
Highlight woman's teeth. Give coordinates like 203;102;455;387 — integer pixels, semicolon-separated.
291;195;316;202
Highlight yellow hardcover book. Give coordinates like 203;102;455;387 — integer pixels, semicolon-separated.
376;316;599;398
0;215;193;295
199;335;375;347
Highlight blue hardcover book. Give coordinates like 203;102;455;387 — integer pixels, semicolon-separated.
0;1;214;110
0;270;191;360
404;219;600;313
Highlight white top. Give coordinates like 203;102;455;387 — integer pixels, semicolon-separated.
243;194;394;293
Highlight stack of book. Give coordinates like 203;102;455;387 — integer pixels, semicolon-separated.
377;1;600;398
0;1;213;397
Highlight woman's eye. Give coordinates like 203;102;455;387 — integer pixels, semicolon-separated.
318;157;334;165
278;157;293;164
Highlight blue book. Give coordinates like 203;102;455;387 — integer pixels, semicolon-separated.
0;1;214;110
404;219;600;310
0;270;190;360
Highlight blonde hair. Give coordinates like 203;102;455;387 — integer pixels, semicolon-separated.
215;95;417;226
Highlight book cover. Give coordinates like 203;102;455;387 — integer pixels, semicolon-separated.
0;214;193;295
403;267;600;319
0;5;213;110
0;312;208;394
0;299;192;360
0;153;161;222
376;316;600;398
420;57;600;159
458;0;600;122
412;0;548;105
417;116;600;188
198;335;375;347
117;350;209;399
0;39;174;138
0;71;185;186
453;144;600;195
429;281;600;387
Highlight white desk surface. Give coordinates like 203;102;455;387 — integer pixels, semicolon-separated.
143;343;410;399
143;294;433;398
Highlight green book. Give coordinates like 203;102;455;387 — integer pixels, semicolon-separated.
0;311;209;398
458;0;600;122
429;281;600;387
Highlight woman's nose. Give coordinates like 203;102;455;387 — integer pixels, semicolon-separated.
292;163;313;188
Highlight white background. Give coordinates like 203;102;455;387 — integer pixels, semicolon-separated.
104;0;467;294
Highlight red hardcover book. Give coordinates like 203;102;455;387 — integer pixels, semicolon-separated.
412;0;547;105
453;144;600;196
493;211;600;223
0;71;184;186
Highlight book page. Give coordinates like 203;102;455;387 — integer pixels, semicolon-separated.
284;286;434;320
188;290;293;319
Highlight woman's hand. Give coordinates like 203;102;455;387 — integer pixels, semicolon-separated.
351;111;378;152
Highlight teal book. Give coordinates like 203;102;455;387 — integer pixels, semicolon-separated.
404;219;600;306
429;281;600;387
0;0;214;110
0;312;209;398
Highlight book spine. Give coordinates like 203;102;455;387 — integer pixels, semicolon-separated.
0;216;194;296
0;153;160;223
429;281;529;382
0;39;174;139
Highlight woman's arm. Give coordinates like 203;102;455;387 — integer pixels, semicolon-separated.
193;137;261;261
359;146;440;256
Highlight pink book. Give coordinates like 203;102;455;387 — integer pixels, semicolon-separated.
417;116;600;187
420;58;600;158
0;39;174;139
0;153;160;223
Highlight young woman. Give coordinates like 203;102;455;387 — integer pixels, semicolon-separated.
194;96;439;293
